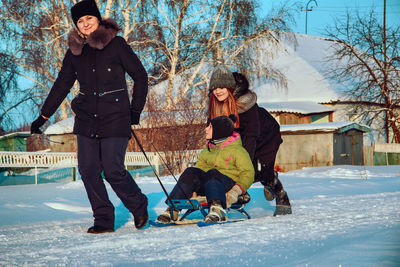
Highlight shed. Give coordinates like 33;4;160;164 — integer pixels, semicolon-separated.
276;121;370;172
0;132;32;151
44;117;76;152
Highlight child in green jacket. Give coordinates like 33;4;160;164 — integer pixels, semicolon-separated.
157;115;254;223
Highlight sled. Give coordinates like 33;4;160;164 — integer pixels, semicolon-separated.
166;193;251;222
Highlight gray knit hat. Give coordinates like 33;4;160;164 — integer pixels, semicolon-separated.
208;65;236;93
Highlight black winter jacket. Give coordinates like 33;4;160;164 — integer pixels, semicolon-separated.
41;19;148;138
236;92;283;164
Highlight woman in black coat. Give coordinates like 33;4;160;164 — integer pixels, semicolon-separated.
31;0;148;233
207;65;291;216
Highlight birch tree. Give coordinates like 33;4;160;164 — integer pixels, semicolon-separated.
130;0;296;109
0;0;74;125
0;0;146;127
0;52;19;133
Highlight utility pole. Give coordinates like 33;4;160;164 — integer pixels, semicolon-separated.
383;0;389;142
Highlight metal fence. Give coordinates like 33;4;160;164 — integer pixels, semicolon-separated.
372;143;400;165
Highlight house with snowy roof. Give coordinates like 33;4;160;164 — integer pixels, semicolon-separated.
258;101;334;125
0;132;32;151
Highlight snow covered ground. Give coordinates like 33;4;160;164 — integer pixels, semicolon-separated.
0;165;399;266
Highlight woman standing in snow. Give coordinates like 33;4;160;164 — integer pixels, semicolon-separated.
207;65;291;216
157;115;254;223
30;0;149;233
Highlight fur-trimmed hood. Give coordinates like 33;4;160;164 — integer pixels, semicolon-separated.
236;90;257;114
68;18;120;56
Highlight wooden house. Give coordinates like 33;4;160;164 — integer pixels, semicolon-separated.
258;101;334;125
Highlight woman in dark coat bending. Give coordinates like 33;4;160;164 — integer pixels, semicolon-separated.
207;65;291;216
30;0;148;232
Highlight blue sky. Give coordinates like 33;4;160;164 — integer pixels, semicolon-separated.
261;0;400;37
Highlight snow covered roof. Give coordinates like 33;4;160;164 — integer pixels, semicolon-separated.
280;121;370;134
252;33;343;103
44;117;74;135
148;33;346;105
258;101;333;115
0;131;31;140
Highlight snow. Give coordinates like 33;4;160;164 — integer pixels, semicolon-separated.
44;117;74;135
280;121;370;133
258;101;333;115
0;131;31;140
1;165;399;266
253;34;342;103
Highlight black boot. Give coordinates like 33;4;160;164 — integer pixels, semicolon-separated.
274;189;292;216
134;195;149;229
134;209;148;229
87;225;114;234
261;170;292;216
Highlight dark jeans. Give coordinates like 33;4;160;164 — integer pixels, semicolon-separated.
77;135;147;229
169;167;236;209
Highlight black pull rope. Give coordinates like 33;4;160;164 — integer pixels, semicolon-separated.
130;129;176;210
149;142;196;209
44;135;65;145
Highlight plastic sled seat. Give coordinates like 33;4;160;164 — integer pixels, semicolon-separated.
167;192;251;222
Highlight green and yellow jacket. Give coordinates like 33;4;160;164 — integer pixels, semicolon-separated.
195;132;255;191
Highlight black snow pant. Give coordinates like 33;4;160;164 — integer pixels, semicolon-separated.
254;149;286;197
168;167;236;209
77;135;148;229
253;149;278;186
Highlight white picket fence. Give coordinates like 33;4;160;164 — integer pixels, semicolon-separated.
0;151;161;184
0;151;162;167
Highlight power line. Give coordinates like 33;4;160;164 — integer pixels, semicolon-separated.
312;9;400;14
319;3;400;9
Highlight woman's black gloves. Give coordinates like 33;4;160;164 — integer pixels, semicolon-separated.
31;115;47;134
130;110;141;125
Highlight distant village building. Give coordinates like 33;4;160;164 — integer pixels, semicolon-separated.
323;100;400;144
276;122;370;172
43;117;76;152
258;101;333;125
0;132;31;151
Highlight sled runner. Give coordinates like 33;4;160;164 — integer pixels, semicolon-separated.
170;194;251;221
149;193;251;227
